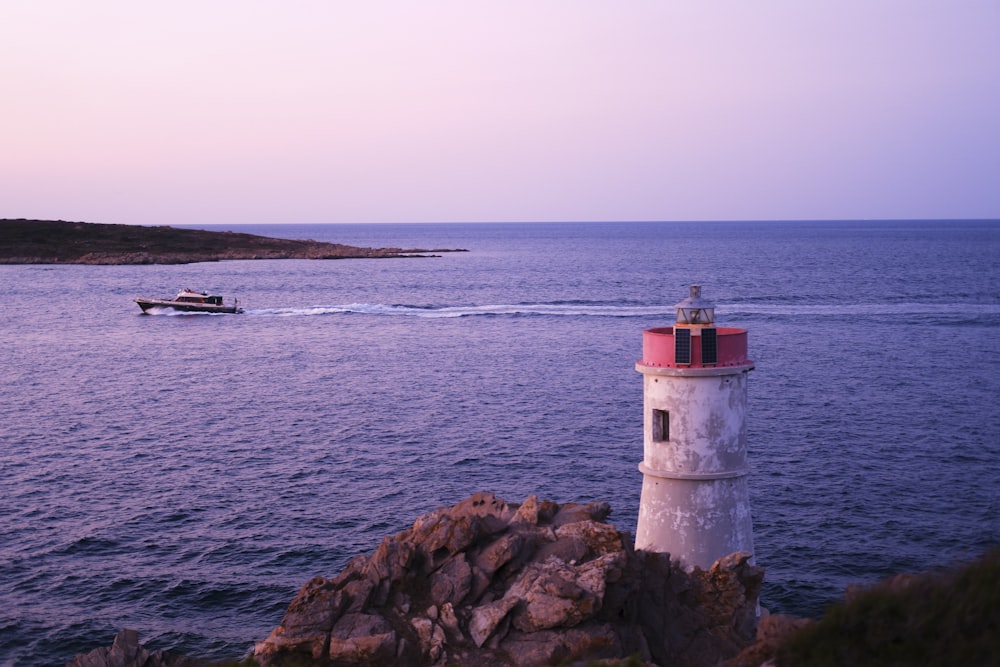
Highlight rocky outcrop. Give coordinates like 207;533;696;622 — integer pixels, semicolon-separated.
65;501;1000;666
0;219;466;264
253;492;764;666
67;628;202;667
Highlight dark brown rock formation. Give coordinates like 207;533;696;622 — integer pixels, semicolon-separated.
0;219;466;264
64;505;1000;666
66;628;202;667
253;492;764;666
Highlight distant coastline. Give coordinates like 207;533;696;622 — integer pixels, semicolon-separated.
0;219;467;265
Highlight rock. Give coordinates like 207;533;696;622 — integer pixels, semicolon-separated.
69;535;1000;667
438;602;462;640
469;595;519;648
327;613;397;663
429;552;473;606
255;575;345;659
411;616;447;662
551;501;612;527
470;531;526;577
66;629;201;667
723;613;815;667
253;492;765;666
501;624;621;666
505;552;622;633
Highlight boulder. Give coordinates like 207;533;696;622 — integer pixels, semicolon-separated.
327;613;397;663
253;492;764;666
68;529;1000;666
66;629;201;667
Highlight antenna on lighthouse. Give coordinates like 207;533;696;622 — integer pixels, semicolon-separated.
634;286;755;570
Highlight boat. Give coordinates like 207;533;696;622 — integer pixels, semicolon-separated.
135;289;243;314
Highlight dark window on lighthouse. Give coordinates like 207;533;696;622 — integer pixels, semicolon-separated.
652;409;669;441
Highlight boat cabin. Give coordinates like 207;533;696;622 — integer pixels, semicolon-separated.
174;289;224;305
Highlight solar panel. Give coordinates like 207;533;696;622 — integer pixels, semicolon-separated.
674;328;691;364
701;327;718;365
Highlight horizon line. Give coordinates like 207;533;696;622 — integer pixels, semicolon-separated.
4;217;999;227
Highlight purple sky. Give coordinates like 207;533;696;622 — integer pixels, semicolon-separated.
2;2;998;225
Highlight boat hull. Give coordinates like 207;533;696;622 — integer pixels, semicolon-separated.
135;298;243;314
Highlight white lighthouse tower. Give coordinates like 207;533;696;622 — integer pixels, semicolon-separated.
634;285;756;569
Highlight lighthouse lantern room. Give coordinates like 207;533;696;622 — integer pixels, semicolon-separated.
634;285;756;570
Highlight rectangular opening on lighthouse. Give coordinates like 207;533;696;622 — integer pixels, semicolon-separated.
652;409;669;442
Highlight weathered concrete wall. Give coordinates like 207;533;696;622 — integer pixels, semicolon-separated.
635;362;755;569
641;370;750;474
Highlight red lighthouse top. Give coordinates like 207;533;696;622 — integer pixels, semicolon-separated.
638;286;753;371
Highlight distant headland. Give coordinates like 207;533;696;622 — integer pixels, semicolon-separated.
0;219;467;265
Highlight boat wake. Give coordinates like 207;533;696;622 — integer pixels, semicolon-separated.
245;302;674;318
139;306;229;316
149;299;1000;325
725;302;1000;326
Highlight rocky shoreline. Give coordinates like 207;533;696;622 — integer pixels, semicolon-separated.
0;219;467;265
250;492;766;667
70;493;776;667
66;493;1000;667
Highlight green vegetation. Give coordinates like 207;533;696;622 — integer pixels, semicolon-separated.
777;549;1000;666
0;219;462;264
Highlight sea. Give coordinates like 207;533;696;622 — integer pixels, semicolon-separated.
1;220;998;665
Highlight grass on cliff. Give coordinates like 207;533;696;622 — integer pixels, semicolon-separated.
0;218;404;263
777;548;1000;667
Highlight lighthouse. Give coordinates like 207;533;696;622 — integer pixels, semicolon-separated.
634;285;755;569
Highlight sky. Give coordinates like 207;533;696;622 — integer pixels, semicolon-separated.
1;2;998;225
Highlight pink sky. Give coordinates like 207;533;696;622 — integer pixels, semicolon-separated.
2;1;998;225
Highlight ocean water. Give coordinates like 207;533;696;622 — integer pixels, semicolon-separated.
1;220;998;665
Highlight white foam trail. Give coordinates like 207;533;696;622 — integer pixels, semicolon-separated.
245;303;675;318
178;301;1000;320
728;302;1000;317
142;307;217;316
